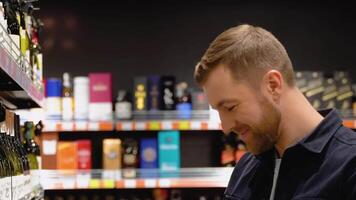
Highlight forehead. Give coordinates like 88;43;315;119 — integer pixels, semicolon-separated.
202;65;253;108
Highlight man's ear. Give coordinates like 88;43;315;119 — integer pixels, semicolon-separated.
262;70;283;102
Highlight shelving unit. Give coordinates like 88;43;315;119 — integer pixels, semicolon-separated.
0;24;44;109
40;168;233;190
43;119;221;132
0;17;45;200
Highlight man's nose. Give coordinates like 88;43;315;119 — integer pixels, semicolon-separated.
220;113;235;134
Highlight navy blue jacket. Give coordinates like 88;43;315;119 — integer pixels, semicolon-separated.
224;109;356;200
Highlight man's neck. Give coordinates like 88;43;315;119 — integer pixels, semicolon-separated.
274;87;324;157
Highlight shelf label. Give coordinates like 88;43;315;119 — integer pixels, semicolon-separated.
134;122;146;130
75;121;88;131
62;122;74;131
76;173;90;189
88;122;99;131
44;122;57;131
122;122;133;130
144;179;157;188
102;180;115;188
158;179;171;188
89;179;101;189
124;180;137;188
178;121;190;130
148;121;161;130
208;122;220;130
62;178;75;189
190;121;201;130
161;121;173;130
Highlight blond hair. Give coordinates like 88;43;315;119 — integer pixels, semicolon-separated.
194;24;295;87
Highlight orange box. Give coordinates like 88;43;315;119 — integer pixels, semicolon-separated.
57;142;78;169
103;139;122;169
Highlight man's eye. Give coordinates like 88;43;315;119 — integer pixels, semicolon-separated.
227;106;236;111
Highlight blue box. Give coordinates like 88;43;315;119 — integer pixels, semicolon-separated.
158;131;180;171
140;138;158;169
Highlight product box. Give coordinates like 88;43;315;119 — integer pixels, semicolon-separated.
159;76;176;110
140;138;158;169
305;71;324;110
335;71;353;112
191;90;209;110
148;75;161;111
103;139;121;170
77;140;92;170
133;76;148;111
41;132;59;169
57;142;78;169
89;73;113;121
321;73;338;109
158;131;180;171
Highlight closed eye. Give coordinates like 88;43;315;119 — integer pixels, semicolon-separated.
227;105;236;111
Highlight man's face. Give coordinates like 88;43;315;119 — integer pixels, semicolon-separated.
203;65;281;155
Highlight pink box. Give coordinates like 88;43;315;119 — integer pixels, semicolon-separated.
89;73;112;103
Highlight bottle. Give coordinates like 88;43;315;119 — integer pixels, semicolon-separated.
74;77;89;120
159;76;175;110
62;72;74;121
122;138;138;178
0;106;12;200
45;78;62;120
175;82;192;119
23;121;39;170
115;90;132;120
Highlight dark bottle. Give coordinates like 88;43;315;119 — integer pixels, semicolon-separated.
122;138;138;178
23;121;39;170
14;114;30;173
159;76;175;110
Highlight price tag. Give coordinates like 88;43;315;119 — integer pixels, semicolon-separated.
76;173;90;189
75;121;88;131
124;180;136;188
89;179;101;189
102;180;115;188
135;122;146;130
62;178;75;189
161;121;173;130
88;122;99;131
158;179;171;188
144;179;156;188
148;121;161;130
208;122;220;130
44;121;57;131
122;122;132;130
62;122;74;131
178;121;190;130
190;121;201;130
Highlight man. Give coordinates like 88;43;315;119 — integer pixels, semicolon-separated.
194;24;356;200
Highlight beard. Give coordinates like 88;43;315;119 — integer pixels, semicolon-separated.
243;96;281;155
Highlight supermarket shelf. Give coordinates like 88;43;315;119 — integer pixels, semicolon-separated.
40;168;233;190
43;120;115;132
0;25;44;109
42;120;222;132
